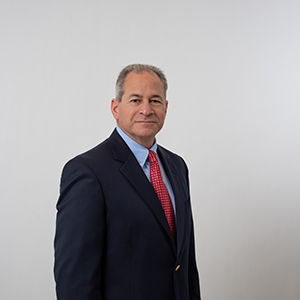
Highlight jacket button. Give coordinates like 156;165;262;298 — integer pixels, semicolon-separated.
175;265;180;271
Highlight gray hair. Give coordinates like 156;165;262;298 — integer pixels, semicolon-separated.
115;64;168;102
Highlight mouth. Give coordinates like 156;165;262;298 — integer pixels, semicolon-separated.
135;120;156;124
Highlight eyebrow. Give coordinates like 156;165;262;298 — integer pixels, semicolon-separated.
128;93;163;100
129;94;142;98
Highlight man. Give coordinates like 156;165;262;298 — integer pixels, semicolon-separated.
54;64;201;300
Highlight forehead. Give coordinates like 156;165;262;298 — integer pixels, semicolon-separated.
123;71;164;94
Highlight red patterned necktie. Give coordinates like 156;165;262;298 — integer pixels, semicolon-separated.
148;150;176;242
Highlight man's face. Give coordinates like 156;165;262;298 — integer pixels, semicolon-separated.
111;71;168;149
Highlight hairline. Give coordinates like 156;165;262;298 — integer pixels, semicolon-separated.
115;64;168;102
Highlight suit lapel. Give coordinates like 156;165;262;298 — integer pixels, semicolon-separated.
109;130;176;252
157;146;186;257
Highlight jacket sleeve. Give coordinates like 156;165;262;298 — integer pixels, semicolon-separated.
54;159;106;300
188;218;201;300
183;159;201;300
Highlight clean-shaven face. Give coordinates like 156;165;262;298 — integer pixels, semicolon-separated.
111;71;168;149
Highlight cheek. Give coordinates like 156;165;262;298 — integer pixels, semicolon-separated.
119;111;135;124
157;111;167;121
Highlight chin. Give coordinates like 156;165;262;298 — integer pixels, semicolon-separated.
139;127;159;136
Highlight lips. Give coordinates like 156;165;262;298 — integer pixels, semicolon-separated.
135;120;156;124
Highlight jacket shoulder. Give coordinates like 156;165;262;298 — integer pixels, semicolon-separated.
157;145;188;170
65;129;125;166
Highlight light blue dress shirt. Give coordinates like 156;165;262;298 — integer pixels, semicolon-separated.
116;126;176;217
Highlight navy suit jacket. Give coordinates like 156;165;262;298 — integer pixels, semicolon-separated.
54;129;200;300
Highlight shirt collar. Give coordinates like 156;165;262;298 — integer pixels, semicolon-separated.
116;126;157;167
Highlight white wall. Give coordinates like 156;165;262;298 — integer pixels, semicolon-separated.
1;1;299;299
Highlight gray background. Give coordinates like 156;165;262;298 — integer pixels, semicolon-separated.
1;0;299;299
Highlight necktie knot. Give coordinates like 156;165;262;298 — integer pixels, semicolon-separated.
148;150;158;164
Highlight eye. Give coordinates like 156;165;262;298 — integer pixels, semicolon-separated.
151;99;162;104
130;99;139;103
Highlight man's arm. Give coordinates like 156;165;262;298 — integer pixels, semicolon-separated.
188;218;201;300
182;160;201;300
54;159;106;300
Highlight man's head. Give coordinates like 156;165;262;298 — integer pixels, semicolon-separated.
111;64;168;149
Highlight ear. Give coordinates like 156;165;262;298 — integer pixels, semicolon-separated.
111;98;119;121
165;100;168;114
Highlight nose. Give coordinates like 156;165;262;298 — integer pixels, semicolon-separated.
140;101;153;116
